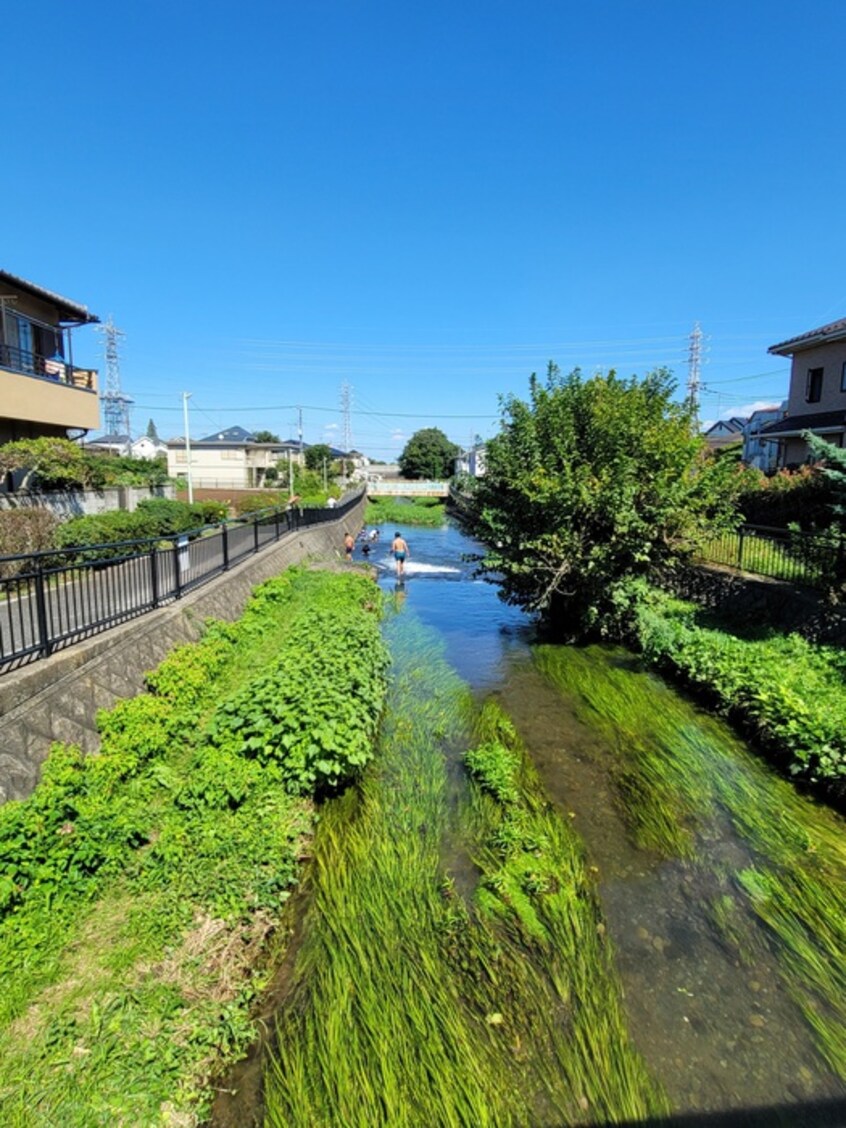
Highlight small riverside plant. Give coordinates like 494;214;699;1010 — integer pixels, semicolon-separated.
365;495;446;527
0;566;388;1126
265;616;666;1126
533;639;846;1081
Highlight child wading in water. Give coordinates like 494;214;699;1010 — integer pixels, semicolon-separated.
391;532;409;577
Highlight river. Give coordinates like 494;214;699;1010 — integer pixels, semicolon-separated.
218;518;846;1126
371;520;846;1122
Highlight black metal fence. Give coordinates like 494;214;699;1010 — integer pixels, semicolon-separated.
699;524;846;590
0;491;363;673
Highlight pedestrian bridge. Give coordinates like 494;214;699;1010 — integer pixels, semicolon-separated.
366;480;449;498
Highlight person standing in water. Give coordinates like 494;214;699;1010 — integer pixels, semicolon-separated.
391;531;409;577
343;532;355;561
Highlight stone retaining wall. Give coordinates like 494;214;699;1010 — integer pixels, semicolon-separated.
0;496;367;804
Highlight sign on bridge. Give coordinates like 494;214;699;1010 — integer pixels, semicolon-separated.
366;480;449;498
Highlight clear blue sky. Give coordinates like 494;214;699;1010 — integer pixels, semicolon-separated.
7;1;846;457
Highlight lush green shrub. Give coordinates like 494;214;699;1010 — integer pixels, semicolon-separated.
0;509;59;575
634;589;846;798
232;491;286;516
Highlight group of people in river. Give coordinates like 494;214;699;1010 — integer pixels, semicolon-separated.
343;527;409;576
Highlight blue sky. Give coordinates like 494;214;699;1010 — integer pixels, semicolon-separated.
7;1;846;457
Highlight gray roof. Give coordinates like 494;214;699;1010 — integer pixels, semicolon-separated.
0;270;100;324
759;409;846;437
768;317;846;356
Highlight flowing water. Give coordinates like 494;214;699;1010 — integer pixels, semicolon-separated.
216;519;846;1125
366;521;846;1123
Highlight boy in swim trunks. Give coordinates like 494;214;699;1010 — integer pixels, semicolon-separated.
391;532;409;576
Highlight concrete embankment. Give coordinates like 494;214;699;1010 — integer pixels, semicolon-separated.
0;497;367;804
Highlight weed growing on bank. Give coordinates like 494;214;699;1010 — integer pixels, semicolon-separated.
0;567;388;1126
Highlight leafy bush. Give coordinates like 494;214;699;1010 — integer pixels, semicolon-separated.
0;509;59;575
634;589;846;798
232;492;286;516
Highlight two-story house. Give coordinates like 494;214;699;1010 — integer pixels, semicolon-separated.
167;427;307;489
760;317;846;465
0;270;100;445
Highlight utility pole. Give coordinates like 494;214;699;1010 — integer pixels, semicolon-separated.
686;322;703;424
288;449;294;497
340;382;352;487
297;406;303;458
182;392;193;504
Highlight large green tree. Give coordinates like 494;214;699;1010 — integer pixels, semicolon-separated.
471;365;738;638
398;428;458;480
304;443;333;472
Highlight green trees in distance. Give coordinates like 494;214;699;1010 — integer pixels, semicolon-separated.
146;418;160;441
471;365;739;639
399;427;459;480
253;429;280;443
0;438;169;491
304;443;333;472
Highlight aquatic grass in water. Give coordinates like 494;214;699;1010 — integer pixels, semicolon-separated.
534;643;846;1080
265;618;667;1125
464;700;668;1122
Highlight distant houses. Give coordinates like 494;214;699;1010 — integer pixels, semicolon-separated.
165;427;365;489
702;407;787;472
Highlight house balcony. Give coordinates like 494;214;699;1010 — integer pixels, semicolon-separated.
0;343;99;434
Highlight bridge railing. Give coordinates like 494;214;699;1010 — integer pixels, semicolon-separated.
366;480;448;497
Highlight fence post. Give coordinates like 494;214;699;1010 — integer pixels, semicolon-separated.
275;508;281;541
173;539;183;600
149;543;159;609
737;527;745;571
222;522;230;571
34;560;52;659
253;515;260;554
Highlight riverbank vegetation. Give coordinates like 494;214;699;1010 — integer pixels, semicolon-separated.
0;567;387;1125
265;616;666;1126
632;587;846;802
533;641;846;1081
470;365;738;637
365;495;446;526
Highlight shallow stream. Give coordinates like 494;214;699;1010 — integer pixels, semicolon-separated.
216;519;846;1125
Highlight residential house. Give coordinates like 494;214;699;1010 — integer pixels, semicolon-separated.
702;417;747;452
455;443;487;477
741;404;787;472
0;269;100;445
761;317;846;464
166;427;307;489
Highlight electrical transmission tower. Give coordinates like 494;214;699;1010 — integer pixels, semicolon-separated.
340;381;353;453
686;321;704;420
97;316;133;446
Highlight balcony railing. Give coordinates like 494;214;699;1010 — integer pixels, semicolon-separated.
0;343;97;391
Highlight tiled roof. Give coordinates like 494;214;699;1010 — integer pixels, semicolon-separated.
0;270;100;324
768;317;846;356
759;410;846;436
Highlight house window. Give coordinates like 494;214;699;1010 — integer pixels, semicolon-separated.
841;361;846;393
806;367;823;403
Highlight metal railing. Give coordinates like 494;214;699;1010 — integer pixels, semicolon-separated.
0;342;97;390
0;490;363;673
699;524;846;590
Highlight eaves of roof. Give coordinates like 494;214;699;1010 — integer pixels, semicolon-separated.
759;409;846;438
0;270;100;324
768;317;846;356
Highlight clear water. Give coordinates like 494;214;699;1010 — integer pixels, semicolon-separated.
371;520;846;1124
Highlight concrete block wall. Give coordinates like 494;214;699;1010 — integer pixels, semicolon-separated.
0;496;367;804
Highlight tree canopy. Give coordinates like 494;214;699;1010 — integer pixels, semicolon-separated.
304;443;333;472
253;430;280;443
398;428;458;480
470;365;738;638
